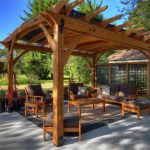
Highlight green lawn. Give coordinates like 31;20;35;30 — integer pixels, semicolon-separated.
0;75;70;90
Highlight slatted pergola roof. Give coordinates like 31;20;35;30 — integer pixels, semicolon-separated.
1;0;150;147
1;0;150;60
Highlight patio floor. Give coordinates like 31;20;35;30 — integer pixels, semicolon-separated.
0;107;150;150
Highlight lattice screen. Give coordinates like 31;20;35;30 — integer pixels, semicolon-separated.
128;64;147;94
96;63;148;95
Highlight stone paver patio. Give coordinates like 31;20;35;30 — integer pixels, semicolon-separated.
0;108;150;150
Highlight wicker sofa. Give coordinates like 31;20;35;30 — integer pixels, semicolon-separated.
99;83;138;106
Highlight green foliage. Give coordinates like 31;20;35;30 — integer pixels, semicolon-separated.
19;0;59;79
69;56;92;84
97;50;116;63
21;0;59;20
78;0;103;20
17;52;52;79
128;1;150;30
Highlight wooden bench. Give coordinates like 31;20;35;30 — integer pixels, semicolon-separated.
43;113;81;141
122;100;150;120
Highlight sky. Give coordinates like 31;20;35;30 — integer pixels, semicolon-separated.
0;0;124;44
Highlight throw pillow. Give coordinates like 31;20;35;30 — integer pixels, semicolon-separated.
78;86;87;95
101;85;110;96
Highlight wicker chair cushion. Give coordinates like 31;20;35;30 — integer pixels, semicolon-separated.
26;84;44;96
74;94;89;99
119;84;137;97
45;113;79;128
69;83;84;95
125;100;150;110
102;95;124;102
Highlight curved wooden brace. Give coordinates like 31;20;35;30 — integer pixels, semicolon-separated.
108;21;134;32
39;23;56;52
98;14;123;28
65;0;84;16
51;0;69;13
64;34;83;66
5;15;44;43
40;12;57;26
83;57;93;68
13;50;30;65
83;5;108;22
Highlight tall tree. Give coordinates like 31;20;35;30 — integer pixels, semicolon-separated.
78;0;103;20
21;0;59;20
128;1;150;31
20;0;59;79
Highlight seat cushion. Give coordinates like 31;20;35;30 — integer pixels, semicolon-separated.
125;100;150;110
119;84;137;97
74;94;89;99
45;113;79;128
44;93;53;103
26;84;44;96
103;95;124;102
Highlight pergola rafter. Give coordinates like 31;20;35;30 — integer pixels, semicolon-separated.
1;0;150;147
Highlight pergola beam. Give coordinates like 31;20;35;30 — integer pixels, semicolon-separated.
82;5;108;22
65;0;84;16
46;10;150;51
98;14;123;28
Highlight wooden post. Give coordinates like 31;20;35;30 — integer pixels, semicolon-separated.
7;46;14;112
92;56;96;88
126;64;129;84
53;21;64;146
109;64;111;84
147;61;150;96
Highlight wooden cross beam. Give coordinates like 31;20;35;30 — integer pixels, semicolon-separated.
82;5;108;22
98;14;123;28
108;21;134;32
65;0;84;16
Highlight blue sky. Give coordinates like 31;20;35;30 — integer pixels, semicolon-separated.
0;0;124;43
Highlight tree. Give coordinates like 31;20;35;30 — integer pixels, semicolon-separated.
119;0;150;30
64;0;105;84
128;1;150;31
78;0;103;20
20;0;59;79
20;52;52;79
69;56;92;84
21;0;59;20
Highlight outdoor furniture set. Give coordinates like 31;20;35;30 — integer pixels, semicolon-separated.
24;83;150;142
98;83;150;119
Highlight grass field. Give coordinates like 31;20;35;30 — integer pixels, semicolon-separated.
0;74;70;90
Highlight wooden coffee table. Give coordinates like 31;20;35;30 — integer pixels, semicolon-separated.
68;98;105;118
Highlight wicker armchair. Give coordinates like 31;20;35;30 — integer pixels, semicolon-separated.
24;84;52;118
68;83;89;100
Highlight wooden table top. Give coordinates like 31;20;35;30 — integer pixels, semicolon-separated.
68;98;104;106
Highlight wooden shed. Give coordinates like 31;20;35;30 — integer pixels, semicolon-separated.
96;49;150;95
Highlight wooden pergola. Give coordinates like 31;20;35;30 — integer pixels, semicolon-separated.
1;0;150;146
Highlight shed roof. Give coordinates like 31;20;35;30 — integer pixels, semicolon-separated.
108;49;148;62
